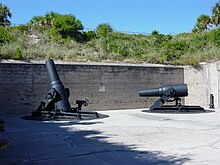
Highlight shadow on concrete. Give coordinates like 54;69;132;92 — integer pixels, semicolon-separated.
0;115;191;165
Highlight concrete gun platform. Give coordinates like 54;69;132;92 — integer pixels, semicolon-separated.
0;109;220;165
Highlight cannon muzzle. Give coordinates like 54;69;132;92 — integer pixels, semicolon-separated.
139;84;188;97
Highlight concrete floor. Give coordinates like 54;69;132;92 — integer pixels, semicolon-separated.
0;108;220;165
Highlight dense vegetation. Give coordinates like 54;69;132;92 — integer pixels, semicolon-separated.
1;2;220;66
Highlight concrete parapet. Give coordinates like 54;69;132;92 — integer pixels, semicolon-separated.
0;61;183;114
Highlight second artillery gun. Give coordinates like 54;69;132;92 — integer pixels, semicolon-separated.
139;84;205;112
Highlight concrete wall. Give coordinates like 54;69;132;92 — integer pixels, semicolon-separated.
0;61;184;114
184;62;219;108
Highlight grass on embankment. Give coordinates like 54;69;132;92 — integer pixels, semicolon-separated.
1;25;220;67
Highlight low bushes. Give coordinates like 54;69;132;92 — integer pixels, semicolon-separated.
1;24;220;66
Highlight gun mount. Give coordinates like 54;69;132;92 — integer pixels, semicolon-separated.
139;84;205;112
31;59;104;120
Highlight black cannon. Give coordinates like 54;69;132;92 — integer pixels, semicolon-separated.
139;84;205;112
32;59;98;119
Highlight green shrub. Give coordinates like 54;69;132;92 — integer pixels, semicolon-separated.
13;48;23;60
190;32;209;50
11;25;29;33
164;41;189;61
52;14;83;39
83;31;96;42
2;19;220;66
182;55;200;67
149;31;172;47
210;28;220;47
0;27;14;44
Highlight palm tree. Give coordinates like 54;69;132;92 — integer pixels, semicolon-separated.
0;3;12;26
96;23;113;37
192;14;211;32
29;16;45;26
212;1;220;27
29;12;60;27
198;14;211;30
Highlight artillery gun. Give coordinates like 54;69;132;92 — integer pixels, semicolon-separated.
139;84;205;112
32;59;100;120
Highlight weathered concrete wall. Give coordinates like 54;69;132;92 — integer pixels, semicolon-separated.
184;62;219;108
0;61;184;114
0;63;33;114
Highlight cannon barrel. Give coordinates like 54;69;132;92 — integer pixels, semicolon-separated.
46;59;61;83
139;84;188;97
45;59;71;111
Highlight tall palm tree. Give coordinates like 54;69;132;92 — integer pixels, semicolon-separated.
193;14;211;32
29;12;60;27
29;16;45;26
212;1;220;27
0;3;12;26
96;23;113;37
